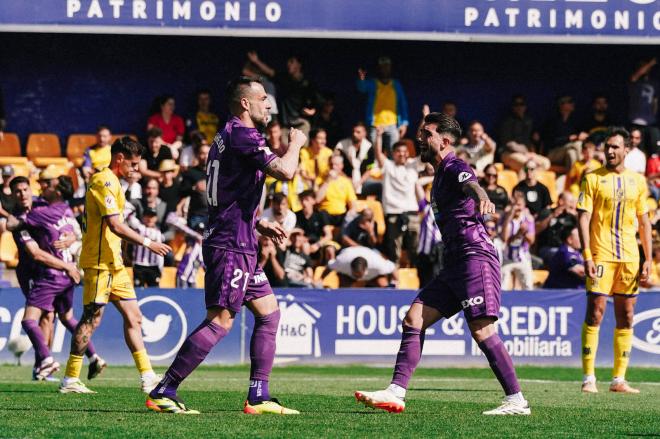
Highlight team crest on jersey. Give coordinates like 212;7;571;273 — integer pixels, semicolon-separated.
105;195;116;209
458;172;471;183
104;181;112;187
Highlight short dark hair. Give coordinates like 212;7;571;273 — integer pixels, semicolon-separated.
271;192;287;205
310;128;326;141
353;121;368;130
9;176;29;191
96;125;111;133
267;119;281;130
189;131;206;149
299;189;315;201
392;141;408;151
350;256;368;273
197;88;211;97
226;76;262;107
56;176;74;202
423;112;462;144
147;127;163;139
560;226;577;243
112;136;144;158
605;126;631;148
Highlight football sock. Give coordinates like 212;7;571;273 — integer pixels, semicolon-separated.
64;354;84;379
132;349;153;375
62;317;97;358
248;380;270;403
478;333;521;396
505;392;526;404
152;319;227;398
613;328;633;380
247;310;279;403
21;319;50;364
387;383;406;399
581;323;600;377
391;324;425;389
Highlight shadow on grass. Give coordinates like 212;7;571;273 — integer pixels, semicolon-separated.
412;388;499;393
0;406;239;414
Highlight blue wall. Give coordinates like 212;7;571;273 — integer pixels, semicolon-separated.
0;32;655;150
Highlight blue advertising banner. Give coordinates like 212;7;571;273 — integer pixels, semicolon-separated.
0;1;658;44
1;288;659;367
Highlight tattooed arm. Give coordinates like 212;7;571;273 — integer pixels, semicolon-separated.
462;180;495;216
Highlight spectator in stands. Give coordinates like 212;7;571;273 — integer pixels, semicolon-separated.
300;128;334;188
258;234;286;288
624;127;646;174
316;155;357;226
82;126;112;180
565;138;600;197
281;230;314;287
265;120;285;156
178;142;209;229
178;131;207;171
543;226;585;289
342;208;378;249
329;246;395;287
140;127;173;180
498;95;550;172
357;56;409;153
456;121;495;175
147;94;184;153
267;166;308;214
629;57;658;154
580;94;615;142
375;129;420;265
536;191;578;264
138;177;168;231
187;89;219;144
542;95;582;174
158;159;180;214
243;52;279;120
640;244;660;288
501;194;535;290
335;121;374;194
128;208;164;287
176;227;204;289
480;164;509;219
312;93;343;147
416;178;442;286
513;160;552;217
262;192;297;233
247;51;321;142
647;149;660;200
295;190;336;262
0;165;15;216
122;170;142;209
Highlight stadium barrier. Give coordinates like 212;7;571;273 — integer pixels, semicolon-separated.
0;288;658;367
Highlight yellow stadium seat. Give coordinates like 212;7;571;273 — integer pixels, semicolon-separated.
26;134;61;161
537;170;558;204
12;163;30;178
314;266;339;289
0;231;18;268
159;267;178;288
401;138;417;157
0;156;28;166
0;133;21;157
174;242;187;263
497;170;519;196
533;269;549;287
396;268;420;290
195;268;205;288
33;157;71;168
29;177;41;195
354;199;386;239
67;134;96;167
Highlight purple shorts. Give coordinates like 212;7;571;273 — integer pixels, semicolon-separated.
203;246;272;313
414;255;501;322
26;276;75;314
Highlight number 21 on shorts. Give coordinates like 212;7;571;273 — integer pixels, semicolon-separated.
230;268;250;292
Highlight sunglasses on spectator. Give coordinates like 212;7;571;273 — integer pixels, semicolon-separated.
486;173;497;178
524;167;537;172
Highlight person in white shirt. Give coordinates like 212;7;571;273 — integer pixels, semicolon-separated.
328;246;395;287
457;120;496;175
335;122;375;194
261;192;297;233
374;127;420;266
624;127;647;174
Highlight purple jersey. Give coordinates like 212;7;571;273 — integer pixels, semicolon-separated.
544;244;585;289
204;116;276;254
12;198;48;291
430;152;495;259
24;201;76;285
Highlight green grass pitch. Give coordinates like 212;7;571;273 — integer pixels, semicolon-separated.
0;364;658;438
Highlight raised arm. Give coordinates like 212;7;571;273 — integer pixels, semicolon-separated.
247;51;275;78
630;57;657;83
265;129;306;181
373;126;386;169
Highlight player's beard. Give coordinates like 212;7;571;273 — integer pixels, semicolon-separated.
420;146;433;163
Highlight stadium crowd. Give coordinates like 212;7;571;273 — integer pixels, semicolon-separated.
0;54;658;290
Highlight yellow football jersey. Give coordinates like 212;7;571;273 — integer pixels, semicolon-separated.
577;167;648;262
80;168;125;270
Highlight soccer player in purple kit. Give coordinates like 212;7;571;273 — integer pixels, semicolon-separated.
6;175;105;381
355;113;530;415
147;77;307;415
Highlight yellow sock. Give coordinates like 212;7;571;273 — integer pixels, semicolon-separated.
581;323;600;376
64;354;84;380
613;328;633;379
132;349;153;375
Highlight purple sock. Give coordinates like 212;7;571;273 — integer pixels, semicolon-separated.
22;320;50;364
150;319;227;399
478;333;521;396
391;324;425;389
63;318;97;358
247;310;279;402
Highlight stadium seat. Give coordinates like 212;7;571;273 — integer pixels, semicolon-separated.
26;133;61;161
195;268;205;288
396;268;420;290
11;163;30;177
159;267;178;288
493;163;504;172
0;133;21;157
313;266;339;289
354;199;386;239
111;134;138;143
537;170;558;203
67;134;96;167
0;231;19;268
33;157;71;168
497;170;519;196
401;138;417;157
0;156;28;166
533;269;549;287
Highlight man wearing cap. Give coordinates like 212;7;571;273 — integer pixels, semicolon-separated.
158;159;180;215
357;56;410;153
